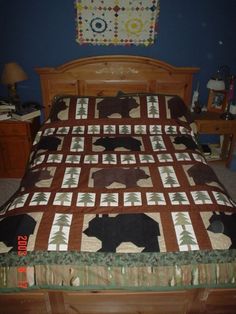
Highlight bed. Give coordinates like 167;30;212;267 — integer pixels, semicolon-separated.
0;55;236;314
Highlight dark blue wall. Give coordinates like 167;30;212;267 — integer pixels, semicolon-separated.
1;0;236;106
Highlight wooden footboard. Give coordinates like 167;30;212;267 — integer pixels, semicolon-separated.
1;288;236;314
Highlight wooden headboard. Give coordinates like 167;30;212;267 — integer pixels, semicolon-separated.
35;55;199;120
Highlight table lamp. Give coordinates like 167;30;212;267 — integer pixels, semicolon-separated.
1;62;28;113
206;78;225;91
207;66;234;120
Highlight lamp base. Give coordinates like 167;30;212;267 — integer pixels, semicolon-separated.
7;83;23;114
220;111;234;120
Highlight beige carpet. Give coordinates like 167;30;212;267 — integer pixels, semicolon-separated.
0;178;21;207
210;163;236;200
0;163;236;207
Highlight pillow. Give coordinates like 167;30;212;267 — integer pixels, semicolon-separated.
47;94;192;125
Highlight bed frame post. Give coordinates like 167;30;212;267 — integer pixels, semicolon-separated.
187;288;208;313
48;291;66;314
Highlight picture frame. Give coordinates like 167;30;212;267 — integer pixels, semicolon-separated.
207;89;227;113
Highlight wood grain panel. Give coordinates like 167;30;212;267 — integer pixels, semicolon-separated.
64;290;194;314
0;292;49;314
78;80;153;96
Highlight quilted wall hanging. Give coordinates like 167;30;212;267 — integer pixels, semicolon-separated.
75;0;160;46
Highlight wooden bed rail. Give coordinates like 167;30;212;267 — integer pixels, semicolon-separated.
1;287;236;313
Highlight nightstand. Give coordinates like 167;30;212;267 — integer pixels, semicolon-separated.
0;117;40;177
193;112;236;167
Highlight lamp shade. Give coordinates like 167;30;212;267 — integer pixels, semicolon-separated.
1;62;28;85
206;78;225;91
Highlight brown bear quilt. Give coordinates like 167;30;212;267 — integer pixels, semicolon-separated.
0;95;235;291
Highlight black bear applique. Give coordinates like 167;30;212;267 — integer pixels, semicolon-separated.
49;99;68;121
0;214;36;251
93;137;142;151
207;212;236;249
173;135;198;150
36;135;61;151
187;163;225;191
92;168;149;188
97;97;139;118
83;214;160;252
21;168;52;190
168;96;194;124
31;135;61;162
